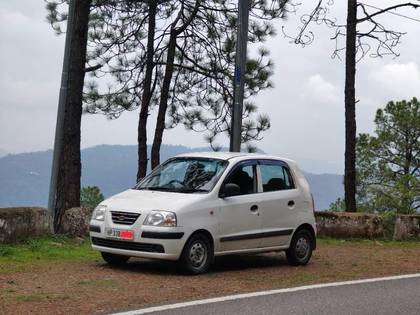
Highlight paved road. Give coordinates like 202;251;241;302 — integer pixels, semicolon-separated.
115;275;420;315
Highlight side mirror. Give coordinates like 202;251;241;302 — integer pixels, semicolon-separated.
220;183;241;198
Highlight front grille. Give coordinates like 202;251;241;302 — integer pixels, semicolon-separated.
111;211;140;225
91;237;165;253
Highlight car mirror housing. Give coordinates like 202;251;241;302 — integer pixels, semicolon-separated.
220;183;241;198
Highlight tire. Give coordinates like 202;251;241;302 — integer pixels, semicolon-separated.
180;233;213;275
101;252;130;265
286;229;313;266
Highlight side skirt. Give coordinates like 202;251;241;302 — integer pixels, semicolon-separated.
214;245;289;257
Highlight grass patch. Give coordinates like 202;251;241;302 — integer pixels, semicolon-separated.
318;237;420;248
15;293;70;302
76;278;117;287
0;235;99;273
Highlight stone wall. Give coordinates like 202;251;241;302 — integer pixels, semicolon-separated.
0;207;52;243
60;207;94;237
1;207;418;242
393;215;420;240
315;211;384;238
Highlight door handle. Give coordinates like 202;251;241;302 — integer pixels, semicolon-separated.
288;200;295;207
250;205;259;212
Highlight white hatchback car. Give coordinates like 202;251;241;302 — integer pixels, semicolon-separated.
90;152;316;274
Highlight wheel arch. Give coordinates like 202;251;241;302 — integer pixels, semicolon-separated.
186;229;215;252
294;223;316;250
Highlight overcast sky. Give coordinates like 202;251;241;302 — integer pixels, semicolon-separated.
0;0;419;173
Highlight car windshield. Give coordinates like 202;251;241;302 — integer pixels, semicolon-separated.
134;157;228;193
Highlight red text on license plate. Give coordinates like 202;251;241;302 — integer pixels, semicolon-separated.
119;230;134;239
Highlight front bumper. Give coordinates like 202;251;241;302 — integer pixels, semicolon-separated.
89;221;186;261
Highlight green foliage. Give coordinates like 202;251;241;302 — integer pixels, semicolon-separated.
356;98;420;214
80;186;104;208
45;0;293;150
328;197;345;212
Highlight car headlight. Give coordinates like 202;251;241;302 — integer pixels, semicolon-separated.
93;205;107;221
143;210;177;227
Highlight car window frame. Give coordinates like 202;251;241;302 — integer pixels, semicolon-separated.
219;159;259;198
257;159;296;193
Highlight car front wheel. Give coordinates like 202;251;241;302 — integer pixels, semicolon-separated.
180;233;213;275
286;229;313;266
101;252;130;265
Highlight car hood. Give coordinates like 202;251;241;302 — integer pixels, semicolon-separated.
101;189;207;214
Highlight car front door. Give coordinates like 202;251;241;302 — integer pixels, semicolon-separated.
218;160;262;252
257;160;300;248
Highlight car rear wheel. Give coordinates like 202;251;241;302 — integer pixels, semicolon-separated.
286;229;313;266
101;252;130;265
180;233;213;275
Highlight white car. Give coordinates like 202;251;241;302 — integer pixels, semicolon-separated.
89;152;316;274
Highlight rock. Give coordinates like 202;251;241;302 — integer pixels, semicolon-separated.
60;207;94;237
315;211;384;238
0;207;52;243
393;215;420;241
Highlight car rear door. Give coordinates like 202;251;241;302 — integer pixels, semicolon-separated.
257;159;301;248
218;160;262;252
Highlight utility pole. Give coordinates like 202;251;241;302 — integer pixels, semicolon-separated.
48;0;76;222
230;0;250;152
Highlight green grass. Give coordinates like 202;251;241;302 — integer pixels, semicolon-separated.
15;293;70;302
1;235;418;274
0;235;99;273
76;278;117;287
318;237;420;248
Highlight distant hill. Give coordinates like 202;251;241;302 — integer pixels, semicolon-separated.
0;144;342;210
304;172;343;210
0;148;7;158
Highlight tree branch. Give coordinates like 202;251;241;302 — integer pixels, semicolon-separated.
85;64;102;72
357;3;420;23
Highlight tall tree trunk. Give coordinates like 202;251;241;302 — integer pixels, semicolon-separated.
150;31;177;170
150;1;201;169
344;0;357;212
54;0;92;232
137;0;157;181
402;131;412;213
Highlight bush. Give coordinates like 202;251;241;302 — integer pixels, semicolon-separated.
328;198;345;212
381;211;397;239
80;186;104;208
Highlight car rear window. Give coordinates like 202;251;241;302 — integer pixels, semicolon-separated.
260;163;295;192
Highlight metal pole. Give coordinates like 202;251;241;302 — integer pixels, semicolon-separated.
48;0;76;221
230;0;250;152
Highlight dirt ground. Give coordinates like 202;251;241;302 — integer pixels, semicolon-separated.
1;241;420;315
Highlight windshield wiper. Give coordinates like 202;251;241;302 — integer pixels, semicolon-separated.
137;187;207;193
179;188;208;193
148;187;177;191
137;186;175;192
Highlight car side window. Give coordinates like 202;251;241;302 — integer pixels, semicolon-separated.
224;163;257;195
260;163;295;192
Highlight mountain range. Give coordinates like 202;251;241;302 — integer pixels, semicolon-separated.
0;148;7;158
0;144;343;210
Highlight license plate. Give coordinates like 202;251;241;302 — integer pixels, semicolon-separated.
106;228;134;240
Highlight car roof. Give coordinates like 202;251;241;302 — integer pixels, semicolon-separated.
174;151;297;165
